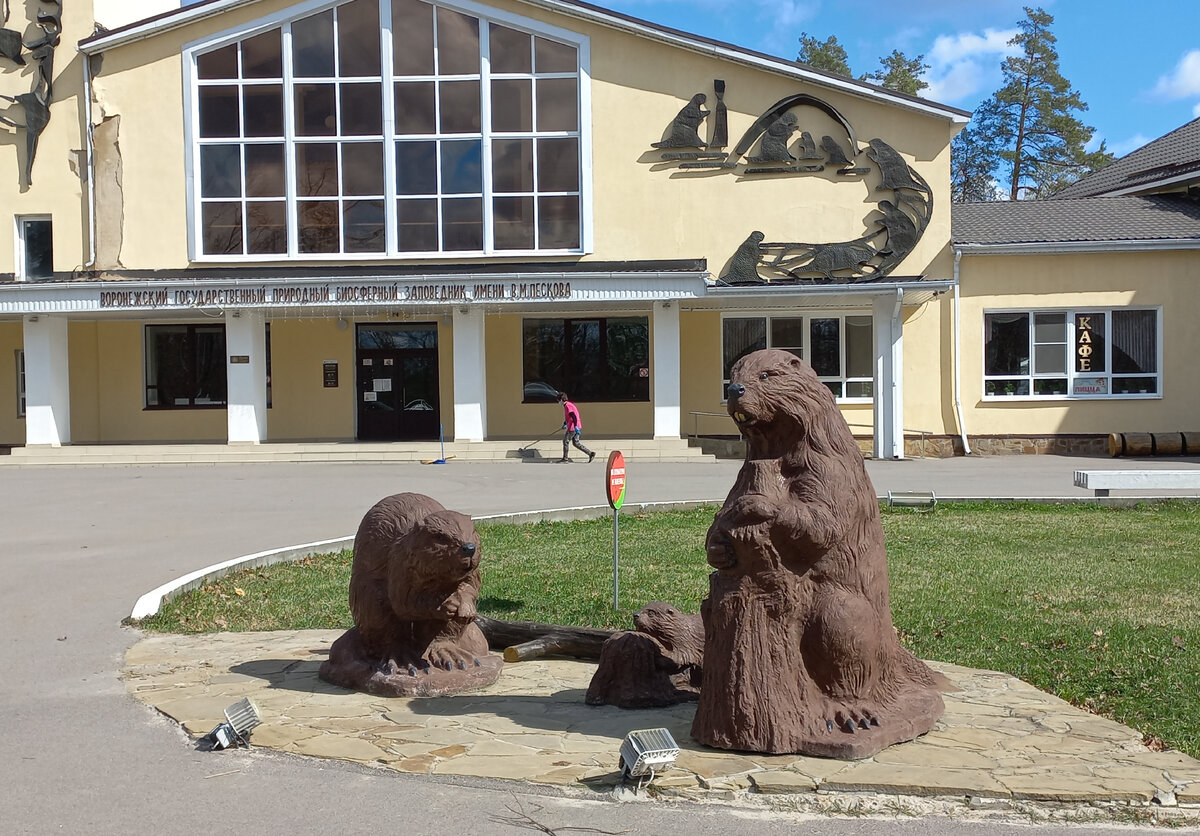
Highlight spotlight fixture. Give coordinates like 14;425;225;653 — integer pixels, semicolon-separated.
204;697;261;750
618;728;679;790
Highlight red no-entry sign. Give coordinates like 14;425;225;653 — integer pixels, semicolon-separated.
605;450;626;510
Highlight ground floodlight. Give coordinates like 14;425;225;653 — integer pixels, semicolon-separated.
205;697;261;750
618;728;679;790
886;490;937;512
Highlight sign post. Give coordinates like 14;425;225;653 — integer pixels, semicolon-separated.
605;451;626;609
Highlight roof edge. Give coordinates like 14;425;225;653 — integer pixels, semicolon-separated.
954;239;1200;255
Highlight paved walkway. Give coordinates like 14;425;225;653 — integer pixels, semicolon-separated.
5;455;1200;833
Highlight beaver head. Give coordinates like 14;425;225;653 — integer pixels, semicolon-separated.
402;509;480;579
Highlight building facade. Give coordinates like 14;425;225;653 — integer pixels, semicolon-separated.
1;0;1193;457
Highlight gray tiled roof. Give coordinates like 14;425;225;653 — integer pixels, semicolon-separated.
1052;117;1200;199
952;194;1200;246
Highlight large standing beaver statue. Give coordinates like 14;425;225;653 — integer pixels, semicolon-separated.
692;349;946;758
319;493;504;697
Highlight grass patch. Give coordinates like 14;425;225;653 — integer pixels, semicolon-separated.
139;502;1200;759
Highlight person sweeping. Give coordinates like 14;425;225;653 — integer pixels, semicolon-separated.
557;391;595;463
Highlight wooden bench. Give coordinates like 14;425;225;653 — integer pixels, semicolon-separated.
1074;470;1200;497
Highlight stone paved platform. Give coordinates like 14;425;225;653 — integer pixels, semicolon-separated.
124;630;1200;809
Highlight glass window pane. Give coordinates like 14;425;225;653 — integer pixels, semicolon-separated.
535;37;576;73
770;317;804;350
199;86;239;137
846;315;872;378
984;313;1029;376
536;77;577;131
146;325;189;406
247;201;287;253
1034;345;1066;374
846;380;873;398
197;45;238;79
394;82;436;134
1034;379;1068;395
338;0;381;77
397;198;438;251
809;318;840;376
493;196;534;250
440;139;481;194
245;144;285;197
298;200;339;252
536;137;578;191
537;195;578;249
202;202;243;254
396;140;437;194
436;8;479;75
343;142;384;195
1033;312;1066;343
1113;377;1157;395
22;220;52;279
492;138;533;193
489;25;531;73
442;197;482;250
295;142;338;196
193;326;228;405
491;79;532;132
1112;310;1156;374
722;318;766;381
343;199;385;252
242;30;282;78
292;9;335;77
294;83;336;135
243;84;284;136
200;144;242;198
1074;312;1105;374
340;82;383;135
392;0;434;75
439;80;480;133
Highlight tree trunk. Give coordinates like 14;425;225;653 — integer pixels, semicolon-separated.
474;615;614;661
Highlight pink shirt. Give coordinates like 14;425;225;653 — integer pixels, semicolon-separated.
562;400;582;431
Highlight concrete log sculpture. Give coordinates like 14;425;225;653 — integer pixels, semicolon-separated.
319;493;503;697
585;601;704;708
692;349;945;758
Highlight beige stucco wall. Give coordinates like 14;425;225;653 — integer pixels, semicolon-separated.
266;318;356;440
957;250;1199;437
85;0;956;276
0;322;22;444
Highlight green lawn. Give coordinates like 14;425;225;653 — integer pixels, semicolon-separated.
139;502;1200;759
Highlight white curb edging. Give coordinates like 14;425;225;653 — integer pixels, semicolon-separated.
127;500;723;621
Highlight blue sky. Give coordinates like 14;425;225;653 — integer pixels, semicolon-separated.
600;0;1200;158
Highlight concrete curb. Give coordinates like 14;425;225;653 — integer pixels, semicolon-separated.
127;499;724;620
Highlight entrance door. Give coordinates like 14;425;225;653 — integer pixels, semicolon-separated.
356;323;440;441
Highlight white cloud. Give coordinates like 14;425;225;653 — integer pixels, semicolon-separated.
1194;101;1200;118
921;28;1018;105
1105;133;1150;158
1152;50;1200;99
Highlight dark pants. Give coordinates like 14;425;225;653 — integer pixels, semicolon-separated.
562;429;593;460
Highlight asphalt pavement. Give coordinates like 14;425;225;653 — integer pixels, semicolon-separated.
2;454;1199;835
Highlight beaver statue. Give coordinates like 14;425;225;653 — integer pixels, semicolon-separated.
585;601;704;708
318;492;503;697
692;349;946;758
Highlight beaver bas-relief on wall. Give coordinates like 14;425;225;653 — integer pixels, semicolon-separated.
319;493;503;697
692;349;946;759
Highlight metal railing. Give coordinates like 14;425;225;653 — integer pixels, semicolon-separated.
689;413;933;458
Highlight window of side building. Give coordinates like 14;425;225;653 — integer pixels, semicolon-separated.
721;313;873;402
15;216;53;281
185;0;590;260
144;324;272;408
983;308;1160;398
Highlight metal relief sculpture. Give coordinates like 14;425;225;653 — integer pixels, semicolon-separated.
0;0;61;185
319;493;504;697
646;83;933;283
692;349;946;757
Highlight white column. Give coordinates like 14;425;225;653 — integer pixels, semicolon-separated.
872;290;905;460
225;310;268;444
652;300;681;438
22;315;71;446
451;306;486;442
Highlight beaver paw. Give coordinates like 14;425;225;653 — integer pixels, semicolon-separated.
825;706;881;734
425;642;479;671
706;532;737;569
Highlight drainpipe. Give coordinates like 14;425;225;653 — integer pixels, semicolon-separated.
953;249;971;455
82;52;97;270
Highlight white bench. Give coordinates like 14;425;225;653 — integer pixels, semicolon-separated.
1074;470;1200;497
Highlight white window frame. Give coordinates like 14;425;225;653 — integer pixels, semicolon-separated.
982;306;1162;400
14;215;52;281
720;311;874;404
182;0;593;262
15;349;25;417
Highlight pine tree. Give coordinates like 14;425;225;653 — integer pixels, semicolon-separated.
978;7;1111;200
861;50;930;96
951;123;1003;202
797;33;852;77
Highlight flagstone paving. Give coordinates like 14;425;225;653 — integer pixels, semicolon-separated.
123;630;1200;808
